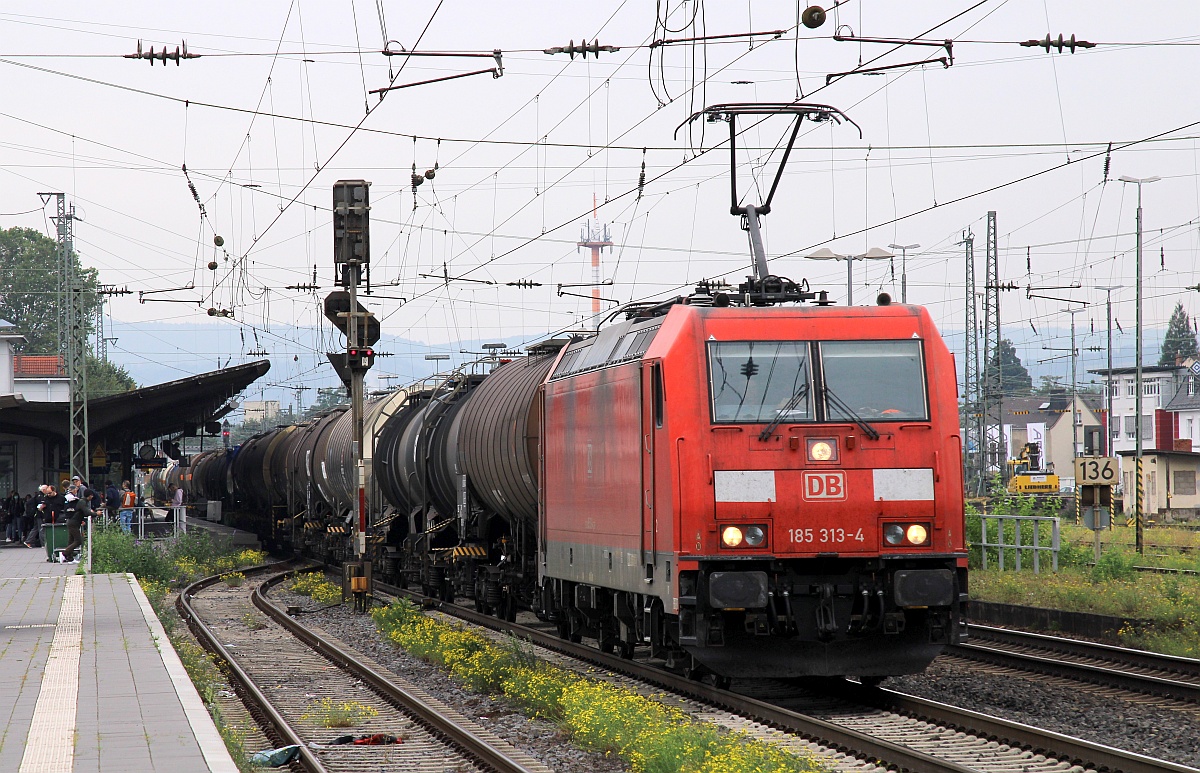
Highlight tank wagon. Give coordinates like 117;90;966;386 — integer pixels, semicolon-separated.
187;288;967;682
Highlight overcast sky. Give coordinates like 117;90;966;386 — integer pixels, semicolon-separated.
2;1;1198;397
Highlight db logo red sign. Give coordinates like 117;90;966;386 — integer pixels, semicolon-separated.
803;471;846;500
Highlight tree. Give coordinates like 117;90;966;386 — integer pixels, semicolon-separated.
0;226;99;353
986;338;1033;396
1033;375;1064;395
87;356;137;398
303;387;347;419
1158;301;1198;366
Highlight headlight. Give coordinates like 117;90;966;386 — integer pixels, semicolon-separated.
807;438;837;461
883;522;931;546
721;526;744;547
744;525;766;546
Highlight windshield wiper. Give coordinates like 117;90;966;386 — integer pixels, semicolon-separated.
822;385;880;440
759;383;809;441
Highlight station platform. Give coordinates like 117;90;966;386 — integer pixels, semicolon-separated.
0;544;237;772
182;513;261;550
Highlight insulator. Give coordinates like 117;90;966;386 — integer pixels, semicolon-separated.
411;173;424;188
207;261;218;271
214;235;224;247
424;168;436;180
801;6;827;29
207;307;218;316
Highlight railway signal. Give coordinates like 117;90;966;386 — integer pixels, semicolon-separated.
329;180;376;579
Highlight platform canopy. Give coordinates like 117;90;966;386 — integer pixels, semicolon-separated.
0;359;270;442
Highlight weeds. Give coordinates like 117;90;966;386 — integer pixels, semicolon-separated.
371;599;823;773
289;572;342;604
222;571;246;587
301;697;378;728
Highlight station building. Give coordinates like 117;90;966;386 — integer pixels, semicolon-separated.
0;317;269;495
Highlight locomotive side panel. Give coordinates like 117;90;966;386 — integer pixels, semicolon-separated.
542;363;651;596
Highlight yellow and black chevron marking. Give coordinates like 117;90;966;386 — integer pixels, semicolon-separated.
424;518;455;535
326;525;349;535
450;545;487;559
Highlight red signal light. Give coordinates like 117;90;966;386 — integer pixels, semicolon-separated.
349;348;358;356
364;348;373;357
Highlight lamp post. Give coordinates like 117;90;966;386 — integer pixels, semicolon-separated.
806;246;893;306
1118;175;1160;555
888;243;920;304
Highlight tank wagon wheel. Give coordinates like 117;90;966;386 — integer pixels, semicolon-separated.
500;595;517;623
556;619;582;644
616;642;635;660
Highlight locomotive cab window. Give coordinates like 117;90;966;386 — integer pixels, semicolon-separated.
708;341;812;423
819;340;928;421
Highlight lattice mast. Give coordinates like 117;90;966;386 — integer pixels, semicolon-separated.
982;211;1003;482
42;193;89;480
959;229;984;493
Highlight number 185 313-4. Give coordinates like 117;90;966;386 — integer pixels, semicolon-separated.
788;527;865;544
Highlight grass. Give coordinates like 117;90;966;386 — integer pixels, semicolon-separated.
301;697;378;728
371;599;826;773
967;500;1200;657
222;571;246;587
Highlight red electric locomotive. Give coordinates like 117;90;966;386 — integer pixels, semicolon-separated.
539;293;967;680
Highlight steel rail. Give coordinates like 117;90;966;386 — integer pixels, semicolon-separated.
949;642;1200;704
255;570;538;773
177;562;331;773
370;580;978;773
835;681;1200;773
967;624;1200;677
373;579;1199;773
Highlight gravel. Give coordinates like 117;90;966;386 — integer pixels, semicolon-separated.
273;589;630;773
887;658;1200;767
276;586;1200;771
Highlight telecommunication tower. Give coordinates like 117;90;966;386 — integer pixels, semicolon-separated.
577;202;612;327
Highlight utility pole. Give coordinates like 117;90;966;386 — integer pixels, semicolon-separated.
1097;286;1121;454
1119;176;1159;555
39;192;88;482
1067;307;1085;459
888;242;920;304
959;229;982;493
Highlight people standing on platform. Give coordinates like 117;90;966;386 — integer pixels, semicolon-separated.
23;491;41;547
3;490;18;542
105;481;120;520
119;481;136;533
60;491;90;564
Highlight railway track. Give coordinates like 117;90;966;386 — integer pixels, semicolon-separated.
367;577;1197;773
951;624;1200;704
176;564;547;773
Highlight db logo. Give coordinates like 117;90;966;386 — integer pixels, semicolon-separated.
803;471;846;500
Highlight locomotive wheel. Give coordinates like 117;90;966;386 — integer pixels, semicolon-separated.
441;580;455;603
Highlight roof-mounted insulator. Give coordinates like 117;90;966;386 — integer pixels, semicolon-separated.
1020;34;1095;53
125;40;200;65
544;38;619;58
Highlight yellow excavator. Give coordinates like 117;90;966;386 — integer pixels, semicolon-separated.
1007;442;1060;495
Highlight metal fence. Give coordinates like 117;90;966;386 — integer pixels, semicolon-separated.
93;506;188;540
978;513;1060;573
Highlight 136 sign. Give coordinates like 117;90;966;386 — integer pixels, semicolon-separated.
1074;457;1119;486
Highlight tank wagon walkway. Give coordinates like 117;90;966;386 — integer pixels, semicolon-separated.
0;546;236;772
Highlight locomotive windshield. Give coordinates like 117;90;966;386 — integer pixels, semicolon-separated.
820;340;928;421
708;341;812;423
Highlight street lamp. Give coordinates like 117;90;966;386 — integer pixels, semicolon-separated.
1095;285;1121;455
888;243;920;303
1118;174;1160;555
805;246;893;306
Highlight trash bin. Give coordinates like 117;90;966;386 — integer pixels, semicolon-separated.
43;523;69;563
